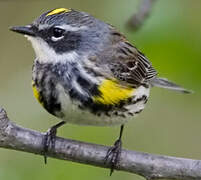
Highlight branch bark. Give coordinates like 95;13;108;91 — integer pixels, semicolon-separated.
0;107;201;180
127;0;157;31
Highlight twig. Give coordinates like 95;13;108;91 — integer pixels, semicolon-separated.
127;0;157;31
0;107;201;179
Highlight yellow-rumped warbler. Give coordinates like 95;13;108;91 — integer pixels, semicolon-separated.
10;8;191;175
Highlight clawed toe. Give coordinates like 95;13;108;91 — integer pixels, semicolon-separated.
104;139;122;176
42;121;66;164
104;125;124;176
43;127;57;164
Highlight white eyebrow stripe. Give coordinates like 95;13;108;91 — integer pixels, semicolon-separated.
38;24;88;31
38;24;49;30
57;25;88;31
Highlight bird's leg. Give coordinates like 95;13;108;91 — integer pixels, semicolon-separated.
104;124;124;176
43;121;66;164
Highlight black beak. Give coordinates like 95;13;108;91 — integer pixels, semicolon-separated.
10;25;35;36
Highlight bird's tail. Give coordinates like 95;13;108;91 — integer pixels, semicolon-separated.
150;77;193;94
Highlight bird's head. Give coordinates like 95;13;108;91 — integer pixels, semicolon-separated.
10;8;110;63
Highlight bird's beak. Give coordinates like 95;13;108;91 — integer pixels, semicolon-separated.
10;25;36;36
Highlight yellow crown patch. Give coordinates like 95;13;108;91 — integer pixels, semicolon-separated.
46;8;71;16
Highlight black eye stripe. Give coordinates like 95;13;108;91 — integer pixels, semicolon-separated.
36;26;82;53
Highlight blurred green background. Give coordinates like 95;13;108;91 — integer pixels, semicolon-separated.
0;0;201;179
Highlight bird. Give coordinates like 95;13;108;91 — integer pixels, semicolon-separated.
10;8;191;175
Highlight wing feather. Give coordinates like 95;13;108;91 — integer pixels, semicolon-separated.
85;28;157;87
108;30;157;86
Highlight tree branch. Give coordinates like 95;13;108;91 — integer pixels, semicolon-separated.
127;0;157;31
0;107;201;179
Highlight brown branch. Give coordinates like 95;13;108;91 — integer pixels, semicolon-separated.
127;0;157;31
0;107;201;179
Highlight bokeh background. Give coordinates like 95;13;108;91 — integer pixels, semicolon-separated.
0;0;201;179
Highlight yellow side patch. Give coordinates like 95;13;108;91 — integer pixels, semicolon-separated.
32;81;43;106
46;8;71;16
93;80;134;105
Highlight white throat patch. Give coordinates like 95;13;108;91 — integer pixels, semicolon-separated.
25;35;79;64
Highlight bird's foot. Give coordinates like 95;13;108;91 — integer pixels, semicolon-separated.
104;139;122;176
43;121;65;164
43;126;57;164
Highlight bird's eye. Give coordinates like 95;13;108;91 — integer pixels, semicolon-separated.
53;27;64;37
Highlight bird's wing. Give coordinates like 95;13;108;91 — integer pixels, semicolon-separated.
107;29;157;87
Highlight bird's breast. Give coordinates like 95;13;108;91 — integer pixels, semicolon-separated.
32;60;150;126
